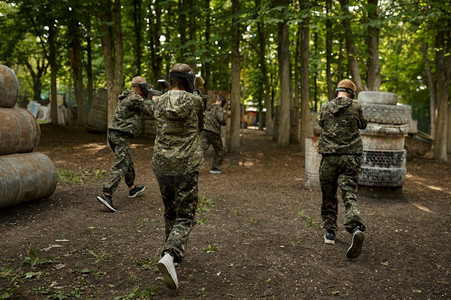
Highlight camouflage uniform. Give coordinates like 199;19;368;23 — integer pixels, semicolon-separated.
152;90;204;263
200;103;226;170
318;96;367;233
103;90;152;195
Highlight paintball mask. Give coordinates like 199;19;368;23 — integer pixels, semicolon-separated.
131;76;149;99
335;79;356;99
169;70;196;93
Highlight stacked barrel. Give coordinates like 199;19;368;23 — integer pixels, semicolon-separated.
358;91;411;197
0;65;57;208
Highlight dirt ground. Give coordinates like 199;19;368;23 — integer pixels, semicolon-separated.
0;124;450;299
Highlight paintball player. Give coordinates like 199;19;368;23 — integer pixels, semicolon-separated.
96;76;152;212
152;63;204;290
318;79;367;258
200;95;226;174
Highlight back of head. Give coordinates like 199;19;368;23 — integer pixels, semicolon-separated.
131;76;148;98
216;95;226;107
335;79;356;99
169;63;196;92
131;76;146;86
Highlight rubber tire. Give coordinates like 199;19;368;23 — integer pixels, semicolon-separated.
360;122;409;136
362;103;411;125
361;135;405;151
358;91;398;105
359;166;406;187
361;150;406;168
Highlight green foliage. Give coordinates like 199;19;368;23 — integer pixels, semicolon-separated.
23;248;52;267
203;243;219;253
197;195;214;213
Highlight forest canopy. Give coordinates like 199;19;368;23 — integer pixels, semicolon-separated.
0;0;449;159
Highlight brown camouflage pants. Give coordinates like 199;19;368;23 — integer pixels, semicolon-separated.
200;130;224;170
319;154;365;233
156;172;199;263
103;130;135;195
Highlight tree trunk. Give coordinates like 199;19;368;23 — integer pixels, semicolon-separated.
149;1;163;83
71;25;85;126
100;0;123;127
228;0;241;154
188;0;197;68
204;0;211;91
133;0;142;75
339;0;366;92
433;30;449;162
86;20;94;110
48;21;58;125
366;0;381;91
325;0;334;100
299;0;311;153
256;7;273;135
277;18;291;147
422;43;436;136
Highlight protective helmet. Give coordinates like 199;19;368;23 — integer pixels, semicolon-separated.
335;79;356;98
169;63;196;93
131;76;149;98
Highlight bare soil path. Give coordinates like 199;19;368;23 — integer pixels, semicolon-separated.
0;124;449;299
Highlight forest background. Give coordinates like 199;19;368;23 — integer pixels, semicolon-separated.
0;0;449;161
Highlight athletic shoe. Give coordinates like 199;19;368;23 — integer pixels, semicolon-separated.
210;168;222;174
347;227;365;258
324;230;336;245
157;253;179;290
96;194;117;212
128;185;146;198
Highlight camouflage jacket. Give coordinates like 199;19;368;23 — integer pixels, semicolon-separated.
203;103;226;135
152;90;204;176
318;96;367;155
109;89;152;136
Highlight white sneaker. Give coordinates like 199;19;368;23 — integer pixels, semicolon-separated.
157;253;179;290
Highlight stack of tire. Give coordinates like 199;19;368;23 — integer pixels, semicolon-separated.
358;91;411;197
0;65;57;209
86;88;108;133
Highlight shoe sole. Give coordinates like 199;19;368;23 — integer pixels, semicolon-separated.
157;261;178;290
128;187;146;198
347;231;364;258
324;235;335;245
96;196;117;212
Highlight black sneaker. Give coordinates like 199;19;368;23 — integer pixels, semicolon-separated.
128;185;145;198
96;194;117;212
347;227;365;258
210;168;222;174
324;230;336;245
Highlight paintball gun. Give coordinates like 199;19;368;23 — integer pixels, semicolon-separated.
148;75;208;99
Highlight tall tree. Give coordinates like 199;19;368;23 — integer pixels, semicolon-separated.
133;0;142;75
339;0;366;92
228;0;241;154
299;0;310;153
99;0;124;126
325;0;334;100
366;0;381;90
277;0;291;146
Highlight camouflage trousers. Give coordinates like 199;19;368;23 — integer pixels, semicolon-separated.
103;130;135;195
155;172;199;263
319;154;365;233
200;130;224;170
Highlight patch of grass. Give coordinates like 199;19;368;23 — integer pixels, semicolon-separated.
290;234;304;246
113;285;161;299
87;250;111;263
197;217;208;225
248;217;258;226
198;287;207;298
203;243;219;254
299;209;318;228
57;169;83;184
23;247;52;267
136;255;159;272
197;195;214;213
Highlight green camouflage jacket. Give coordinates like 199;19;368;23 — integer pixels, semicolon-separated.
318;96;367;155
152;90;204;176
203;103;226;135
109;89;152;136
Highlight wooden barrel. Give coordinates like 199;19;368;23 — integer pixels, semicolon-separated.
86;88;108;133
305;137;322;189
0;65;19;108
0;107;40;155
0;152;57;208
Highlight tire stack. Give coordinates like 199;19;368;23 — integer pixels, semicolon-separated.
358;91;411;198
0;65;57;209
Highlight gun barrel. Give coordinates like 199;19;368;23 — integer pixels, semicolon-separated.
149;88;162;96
